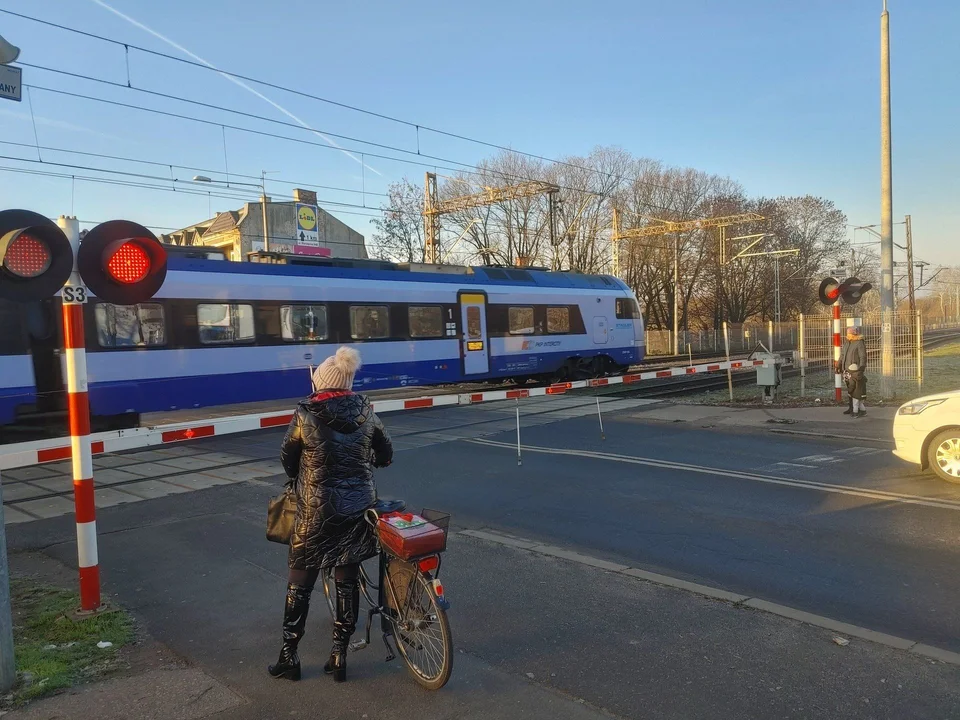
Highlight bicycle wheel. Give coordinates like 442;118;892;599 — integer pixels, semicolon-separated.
389;564;453;690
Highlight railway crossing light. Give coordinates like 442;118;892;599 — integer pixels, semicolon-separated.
818;276;874;306
840;277;873;305
0;209;74;302
0;212;168;304
818;276;841;305
76;220;167;304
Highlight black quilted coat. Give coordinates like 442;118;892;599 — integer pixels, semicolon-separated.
280;391;393;570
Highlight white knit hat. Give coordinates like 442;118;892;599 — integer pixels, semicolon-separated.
312;347;361;391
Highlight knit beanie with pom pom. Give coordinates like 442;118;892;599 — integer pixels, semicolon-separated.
312;346;361;391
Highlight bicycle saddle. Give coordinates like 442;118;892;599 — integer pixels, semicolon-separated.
373;498;406;514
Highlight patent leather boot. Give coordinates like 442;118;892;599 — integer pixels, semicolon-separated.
268;583;311;681
324;576;359;682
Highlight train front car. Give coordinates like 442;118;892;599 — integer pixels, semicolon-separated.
0;253;648;436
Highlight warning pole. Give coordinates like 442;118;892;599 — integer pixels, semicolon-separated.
833;300;843;403
0;471;15;691
57;216;100;612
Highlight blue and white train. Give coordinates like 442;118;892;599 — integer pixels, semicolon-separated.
0;250;645;432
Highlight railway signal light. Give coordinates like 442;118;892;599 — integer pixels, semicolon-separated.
840;277;873;305
818;277;841;305
77;220;167;305
0;209;74;302
818;276;874;306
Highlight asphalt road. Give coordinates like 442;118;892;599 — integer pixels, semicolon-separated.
7;399;960;718
371;409;960;654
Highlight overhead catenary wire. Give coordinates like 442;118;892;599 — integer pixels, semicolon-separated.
0;140;388;198
22;81;681;211
2;7;711;199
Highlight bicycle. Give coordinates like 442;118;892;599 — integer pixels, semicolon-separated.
321;500;454;690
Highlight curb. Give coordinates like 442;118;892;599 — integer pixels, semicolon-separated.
457;528;960;667
767;428;894;444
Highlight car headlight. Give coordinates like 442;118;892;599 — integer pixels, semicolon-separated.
898;399;946;415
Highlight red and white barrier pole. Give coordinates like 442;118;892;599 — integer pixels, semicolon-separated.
58;216;100;612
833;300;843;403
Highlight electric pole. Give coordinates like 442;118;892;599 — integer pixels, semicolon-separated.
879;0;896;398
904;214;916;315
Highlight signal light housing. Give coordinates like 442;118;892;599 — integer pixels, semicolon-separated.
818;275;874;306
0;209;74;302
77;220;167;304
840;277;873;305
818;276;841;305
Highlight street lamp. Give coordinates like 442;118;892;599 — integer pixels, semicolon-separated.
192;172;275;253
0;34;19;65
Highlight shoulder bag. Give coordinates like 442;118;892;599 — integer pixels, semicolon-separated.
266;484;297;544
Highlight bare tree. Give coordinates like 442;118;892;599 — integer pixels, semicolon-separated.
370;179;426;263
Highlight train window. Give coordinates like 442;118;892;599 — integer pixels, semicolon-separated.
350;305;390;340
616;298;641;320
408;306;443;338
508;306;534;335
95;303;166;348
197;303;256;345
547;307;570;334
466;307;481;340
281;305;328;342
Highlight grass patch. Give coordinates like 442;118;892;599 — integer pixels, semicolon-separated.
7;578;133;707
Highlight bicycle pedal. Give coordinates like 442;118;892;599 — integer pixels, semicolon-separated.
349;640;368;652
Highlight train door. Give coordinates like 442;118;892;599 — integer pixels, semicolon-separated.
458;292;489;376
592;316;609;344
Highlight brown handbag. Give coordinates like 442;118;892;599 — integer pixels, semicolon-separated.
266;485;296;544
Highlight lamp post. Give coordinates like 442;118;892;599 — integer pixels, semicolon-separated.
192;173;276;253
879;0;895;399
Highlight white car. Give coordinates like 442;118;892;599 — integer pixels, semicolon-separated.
893;389;960;483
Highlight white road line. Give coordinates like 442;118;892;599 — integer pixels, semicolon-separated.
466;438;960;512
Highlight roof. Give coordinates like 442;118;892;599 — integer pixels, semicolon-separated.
167;255;629;291
205;211;240;235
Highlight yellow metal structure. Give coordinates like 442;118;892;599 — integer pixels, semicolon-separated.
423;172;559;264
610;208;765;276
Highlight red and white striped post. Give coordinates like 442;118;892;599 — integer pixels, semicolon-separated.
832;300;843;403
57;216;100;612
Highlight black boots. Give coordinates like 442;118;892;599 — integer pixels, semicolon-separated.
268;583;312;681
324;576;359;682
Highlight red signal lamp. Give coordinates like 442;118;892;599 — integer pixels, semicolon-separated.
78;220;167;305
818;276;841;305
0;209;74;302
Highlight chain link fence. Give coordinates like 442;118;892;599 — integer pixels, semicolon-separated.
799;310;923;395
645;323;800;357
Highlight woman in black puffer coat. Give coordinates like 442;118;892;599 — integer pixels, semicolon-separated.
268;347;392;683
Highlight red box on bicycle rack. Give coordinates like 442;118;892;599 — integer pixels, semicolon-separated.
377;511;448;560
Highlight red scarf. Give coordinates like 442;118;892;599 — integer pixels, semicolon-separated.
309;390;353;403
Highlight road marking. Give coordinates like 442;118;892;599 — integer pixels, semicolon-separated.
794;454;843;464
459;527;960;667
466;438;960;512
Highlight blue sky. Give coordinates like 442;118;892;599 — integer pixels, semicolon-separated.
1;0;957;268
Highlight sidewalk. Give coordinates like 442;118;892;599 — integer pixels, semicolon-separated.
631;403;897;443
6;473;959;719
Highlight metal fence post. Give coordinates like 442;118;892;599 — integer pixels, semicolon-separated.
723;321;733;401
799;314;806;397
0;471;15;692
916;310;923;391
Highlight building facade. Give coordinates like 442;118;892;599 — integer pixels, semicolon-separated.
162;195;368;261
